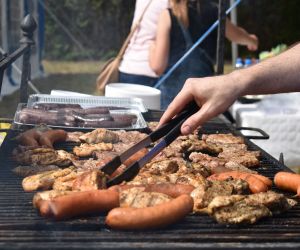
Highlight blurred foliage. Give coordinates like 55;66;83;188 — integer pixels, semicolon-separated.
232;0;300;59
44;0;135;60
44;0;300;61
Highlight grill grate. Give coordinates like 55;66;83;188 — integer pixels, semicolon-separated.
1;121;300;249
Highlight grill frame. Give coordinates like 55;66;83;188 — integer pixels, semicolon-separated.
1;118;300;249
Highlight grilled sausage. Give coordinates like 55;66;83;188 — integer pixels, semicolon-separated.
38;129;68;148
76;107;109;115
274;172;300;196
39;190;119;220
19;108;76;127
105;194;193;230
32;103;82;110
109;183;195;198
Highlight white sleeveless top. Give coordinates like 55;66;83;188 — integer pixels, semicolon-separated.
119;0;169;78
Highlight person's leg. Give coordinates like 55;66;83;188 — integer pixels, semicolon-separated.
119;71;158;87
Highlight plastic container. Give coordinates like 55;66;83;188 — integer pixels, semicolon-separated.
105;83;161;110
235;57;244;69
244;58;252;68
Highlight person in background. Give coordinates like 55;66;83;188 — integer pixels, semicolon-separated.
118;0;169;87
158;43;300;134
149;0;258;109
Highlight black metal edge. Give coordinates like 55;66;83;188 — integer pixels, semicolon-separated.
0;118;13;123
236;126;269;140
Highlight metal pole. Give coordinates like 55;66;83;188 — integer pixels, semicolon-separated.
19;15;37;103
216;0;227;75
230;0;238;67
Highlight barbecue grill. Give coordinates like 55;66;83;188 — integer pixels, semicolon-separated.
1;115;300;250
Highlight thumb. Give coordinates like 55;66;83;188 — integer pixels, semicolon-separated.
181;106;213;135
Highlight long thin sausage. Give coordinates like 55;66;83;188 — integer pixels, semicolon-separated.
105;194;193;230
274;171;300;196
207;171;269;193
39;190;119;220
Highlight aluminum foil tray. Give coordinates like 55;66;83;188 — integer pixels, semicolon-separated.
13;103;148;131
27;94;147;113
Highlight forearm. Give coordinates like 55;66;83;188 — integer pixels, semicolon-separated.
231;43;300;96
226;20;251;45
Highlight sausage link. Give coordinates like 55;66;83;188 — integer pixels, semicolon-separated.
39;190;119;220
105;194;193;230
274;171;300;196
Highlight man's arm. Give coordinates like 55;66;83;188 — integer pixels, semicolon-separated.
159;43;300;135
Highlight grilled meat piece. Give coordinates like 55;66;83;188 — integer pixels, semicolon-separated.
120;187;171;208
73;143;113;157
202;133;244;145
66;131;84;143
113;142;135;153
218;150;260;168
92;151;118;161
33;190;74;208
72;151;118;171
179;162;211;177
56;150;77;166
221;143;249;153
207;195;271;224
72;170;107;191
72;158;109;170
79;128;120;144
13;147;74;167
245;191;297;214
191;179;249;211
52;171;80;191
22;166;75;191
224;161;257;174
130;174;171;185
115;130;147;144
205;191;296;224
169;173;208;187
141;159;181;175
12;165;61;177
189;152;226;171
181;140;222;155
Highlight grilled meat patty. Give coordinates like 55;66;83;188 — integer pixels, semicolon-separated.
120;187;171;208
205;191;297;224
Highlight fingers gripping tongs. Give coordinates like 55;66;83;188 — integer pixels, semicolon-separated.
101;102;199;187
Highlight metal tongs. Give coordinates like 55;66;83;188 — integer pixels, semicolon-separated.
101;101;199;187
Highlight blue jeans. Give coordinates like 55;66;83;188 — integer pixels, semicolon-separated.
119;71;158;87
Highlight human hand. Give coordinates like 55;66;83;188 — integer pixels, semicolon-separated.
158;74;242;135
247;34;258;51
